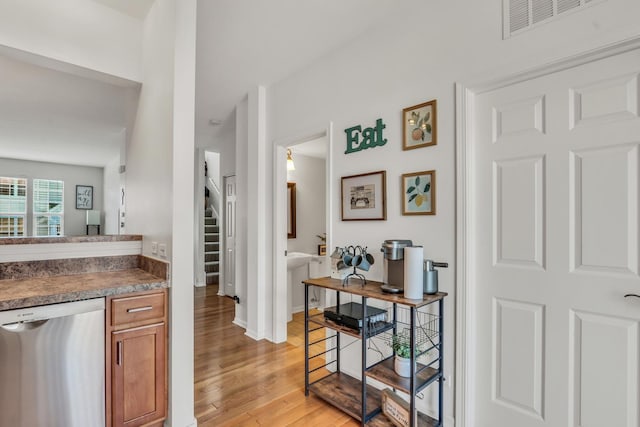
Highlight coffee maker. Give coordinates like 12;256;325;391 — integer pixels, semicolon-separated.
380;239;412;293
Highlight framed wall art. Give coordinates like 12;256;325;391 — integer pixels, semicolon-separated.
402;99;437;150
76;185;93;210
341;170;387;221
402;170;435;215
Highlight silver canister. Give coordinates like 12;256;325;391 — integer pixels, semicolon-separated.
423;260;448;294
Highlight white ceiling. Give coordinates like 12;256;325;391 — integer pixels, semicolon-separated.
0;0;394;168
194;0;398;143
290;136;327;160
91;0;155;19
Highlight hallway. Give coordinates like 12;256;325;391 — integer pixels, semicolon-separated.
193;286;359;426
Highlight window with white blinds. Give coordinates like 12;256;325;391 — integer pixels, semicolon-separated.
0;177;27;237
504;0;604;38
33;179;64;237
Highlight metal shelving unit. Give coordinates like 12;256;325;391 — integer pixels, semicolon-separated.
303;277;447;427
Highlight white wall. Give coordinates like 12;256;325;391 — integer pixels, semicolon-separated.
125;1;197;426
126;0;174;259
264;0;640;424
286;153;326;255
0;158;103;236
170;1;197;426
0;0;142;82
204;151;220;190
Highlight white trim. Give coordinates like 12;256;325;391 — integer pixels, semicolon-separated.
454;34;640;427
233;317;247;329
0;240;142;262
455;82;474;427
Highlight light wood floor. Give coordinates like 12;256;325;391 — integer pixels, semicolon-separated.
194;285;360;426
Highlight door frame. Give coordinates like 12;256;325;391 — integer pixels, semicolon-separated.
454;35;640;427
272;122;333;343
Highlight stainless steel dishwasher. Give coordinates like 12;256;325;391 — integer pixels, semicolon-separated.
0;298;105;427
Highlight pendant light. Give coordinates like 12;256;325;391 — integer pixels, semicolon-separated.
286;149;295;171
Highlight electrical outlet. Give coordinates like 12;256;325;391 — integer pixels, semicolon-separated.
151;242;158;255
158;243;167;258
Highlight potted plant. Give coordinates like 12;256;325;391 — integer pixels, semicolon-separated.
391;333;412;377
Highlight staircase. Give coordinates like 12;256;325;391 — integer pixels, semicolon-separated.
204;210;220;285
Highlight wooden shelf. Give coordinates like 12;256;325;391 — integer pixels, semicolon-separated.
308;372;383;422
308;314;395;339
302;277;447;308
366;357;440;395
367;411;439;427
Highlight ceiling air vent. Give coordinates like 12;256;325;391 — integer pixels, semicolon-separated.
504;0;605;38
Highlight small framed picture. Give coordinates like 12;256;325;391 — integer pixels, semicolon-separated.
402;170;435;215
341;170;387;221
76;185;93;210
402;99;437;150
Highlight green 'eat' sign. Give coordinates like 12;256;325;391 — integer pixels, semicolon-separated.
344;118;387;154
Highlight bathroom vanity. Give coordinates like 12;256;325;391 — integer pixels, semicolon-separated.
0;235;169;427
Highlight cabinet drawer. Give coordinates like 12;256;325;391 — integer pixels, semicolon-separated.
111;292;165;327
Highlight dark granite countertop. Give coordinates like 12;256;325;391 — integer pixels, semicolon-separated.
0;254;170;311
0;268;168;311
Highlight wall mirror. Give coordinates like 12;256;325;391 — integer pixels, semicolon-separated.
287;182;296;239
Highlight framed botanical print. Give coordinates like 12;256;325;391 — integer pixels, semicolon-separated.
402;99;437;150
402;170;435;215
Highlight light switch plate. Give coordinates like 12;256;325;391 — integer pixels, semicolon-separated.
158;243;167;258
151;242;158;254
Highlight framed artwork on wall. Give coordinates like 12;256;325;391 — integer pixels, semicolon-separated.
76;185;93;210
402;99;437;150
341;170;387;221
401;170;435;215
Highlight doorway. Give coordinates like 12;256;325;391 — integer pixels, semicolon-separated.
457;44;640;426
273;124;333;343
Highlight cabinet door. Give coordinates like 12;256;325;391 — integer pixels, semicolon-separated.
111;323;166;427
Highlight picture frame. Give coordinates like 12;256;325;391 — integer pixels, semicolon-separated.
401;170;435;215
76;185;93;210
341;170;386;221
287;182;296;238
402;99;437;150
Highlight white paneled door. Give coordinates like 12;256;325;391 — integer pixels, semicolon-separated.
224;175;237;298
470;48;640;427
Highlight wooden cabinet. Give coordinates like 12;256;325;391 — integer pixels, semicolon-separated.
302;277;446;426
106;289;168;427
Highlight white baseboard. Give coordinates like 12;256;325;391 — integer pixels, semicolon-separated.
164;416;198;427
233;318;246;329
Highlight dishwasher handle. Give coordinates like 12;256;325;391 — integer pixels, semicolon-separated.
0;320;48;332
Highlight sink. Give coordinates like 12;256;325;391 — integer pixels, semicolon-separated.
287;252;313;270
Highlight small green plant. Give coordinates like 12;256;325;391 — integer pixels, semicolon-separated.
391;334;412;359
